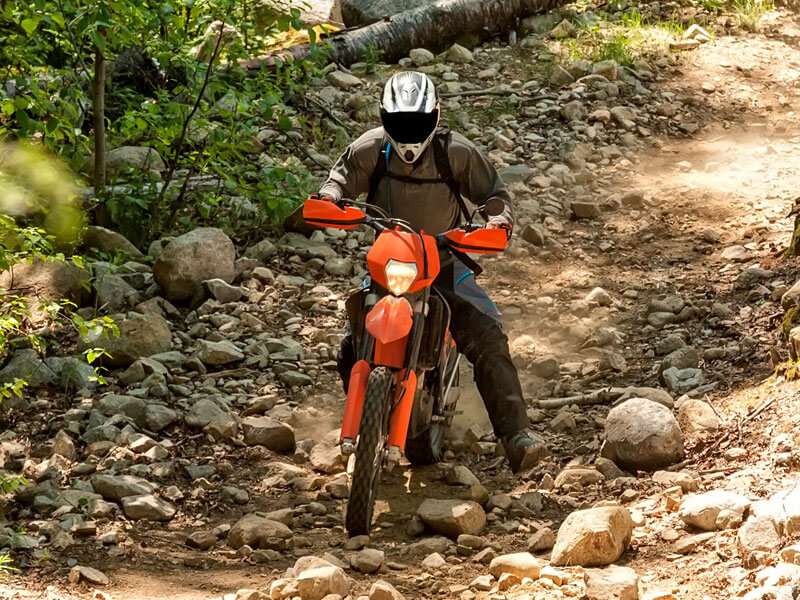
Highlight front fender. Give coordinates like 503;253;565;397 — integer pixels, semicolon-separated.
366;296;413;368
365;296;413;344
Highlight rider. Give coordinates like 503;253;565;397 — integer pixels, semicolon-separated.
314;71;546;473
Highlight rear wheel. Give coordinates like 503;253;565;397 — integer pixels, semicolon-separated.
405;421;445;465
406;366;459;466
345;367;392;536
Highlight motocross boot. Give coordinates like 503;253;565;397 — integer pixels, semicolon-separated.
503;431;548;473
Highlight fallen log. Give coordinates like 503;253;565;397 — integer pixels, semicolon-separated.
533;387;625;410
244;0;568;69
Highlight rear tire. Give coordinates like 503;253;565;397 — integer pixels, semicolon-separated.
345;367;392;537
405;423;445;465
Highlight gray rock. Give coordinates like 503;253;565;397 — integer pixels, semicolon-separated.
326;71;362;89
662;367;704;394
227;514;292;549
242;416;295;452
0;258;90;320
562;100;588;121
521;224;546;246
244;238;277;262
84;226;143;257
409;48;434;66
603;398;685;471
499;164;534;184
446;43;473;64
679;490;751;531
655;333;686;356
280;370;313;387
69;565;109;586
592;60;618;80
78;314;172;367
103;146;165;177
197;339;244;365
584;565;639;600
121;494;176;521
531;355;559;379
351;548;384;573
660;346;700;375
324;257;353;277
91;474;158;500
153;228;236;302
417;499;486;538
677;398;720;438
0;349;53;386
186;399;228;429
735;266;771;290
203;278;244;303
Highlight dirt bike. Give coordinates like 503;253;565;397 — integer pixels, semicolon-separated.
303;196;508;536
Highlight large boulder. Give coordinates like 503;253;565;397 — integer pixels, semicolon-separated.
551;506;633;567
153;228;235;301
417;499;485;538
340;0;433;26
0;259;90;320
77;314;172;367
602;398;684;471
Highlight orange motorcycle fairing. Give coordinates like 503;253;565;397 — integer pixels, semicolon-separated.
303;197;367;230
365;295;413;369
388;369;418;452
340;360;371;443
367;229;440;293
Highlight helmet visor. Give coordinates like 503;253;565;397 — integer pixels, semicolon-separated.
381;109;439;144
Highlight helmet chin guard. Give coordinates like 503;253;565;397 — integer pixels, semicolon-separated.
380;71;440;164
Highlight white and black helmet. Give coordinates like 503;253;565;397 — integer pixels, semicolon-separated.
380;71;440;164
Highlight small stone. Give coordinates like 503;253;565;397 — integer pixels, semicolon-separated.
421;552;447;571
446;43;474;64
417;499;485;537
489;552;541;580
326;71;362;89
242;416;295;452
369;579;405;600
68;565;109;586
678;490;751;531
528;527;556;552
531;355;559;379
352;548;384;574
409;48;434;66
584;565;639;600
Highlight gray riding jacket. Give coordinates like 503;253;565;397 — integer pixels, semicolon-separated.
319;127;514;235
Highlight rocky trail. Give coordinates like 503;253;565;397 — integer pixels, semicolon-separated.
3;5;800;600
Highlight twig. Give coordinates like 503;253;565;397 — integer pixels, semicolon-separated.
305;95;347;129
706;394;782;453
533;387;623;410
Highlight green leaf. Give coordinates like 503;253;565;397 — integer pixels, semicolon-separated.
21;17;40;36
277;115;292;131
90;30;106;51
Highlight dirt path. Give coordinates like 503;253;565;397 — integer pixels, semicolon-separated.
5;9;800;600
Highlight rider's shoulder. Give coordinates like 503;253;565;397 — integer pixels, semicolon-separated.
444;130;480;158
349;127;385;157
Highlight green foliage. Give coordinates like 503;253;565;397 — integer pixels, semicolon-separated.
595;35;635;66
0;552;18;575
0;0;321;244
361;43;385;73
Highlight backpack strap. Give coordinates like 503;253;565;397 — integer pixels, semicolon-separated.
432;128;471;223
366;128;470;223
366;135;391;207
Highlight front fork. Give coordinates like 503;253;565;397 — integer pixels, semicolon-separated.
340;290;428;464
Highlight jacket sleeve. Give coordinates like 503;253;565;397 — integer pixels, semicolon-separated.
319;140;373;202
452;134;515;227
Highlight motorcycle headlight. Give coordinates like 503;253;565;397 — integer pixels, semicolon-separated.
384;260;418;296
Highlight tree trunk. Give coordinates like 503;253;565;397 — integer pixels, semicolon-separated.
244;0;568;69
93;46;106;197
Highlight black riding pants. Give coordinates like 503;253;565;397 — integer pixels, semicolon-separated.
337;263;529;439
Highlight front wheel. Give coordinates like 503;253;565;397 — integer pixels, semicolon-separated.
345;367;392;536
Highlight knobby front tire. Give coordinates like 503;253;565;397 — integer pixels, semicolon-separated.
345;367;392;537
